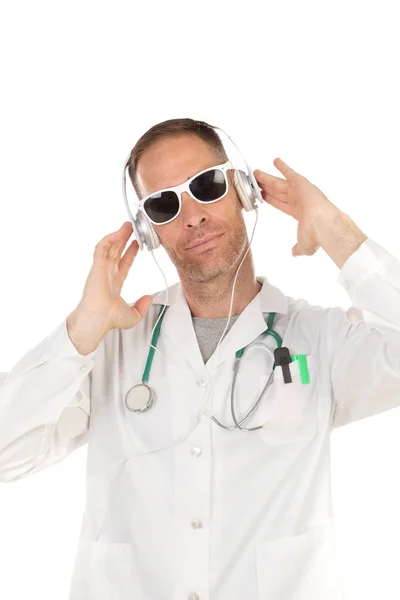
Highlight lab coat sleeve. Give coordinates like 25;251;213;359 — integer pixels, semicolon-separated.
0;318;101;482
325;237;400;429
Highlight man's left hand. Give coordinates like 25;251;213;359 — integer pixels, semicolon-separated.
254;158;343;257
253;159;368;267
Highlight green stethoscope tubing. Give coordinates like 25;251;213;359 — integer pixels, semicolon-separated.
139;304;283;431
143;304;282;382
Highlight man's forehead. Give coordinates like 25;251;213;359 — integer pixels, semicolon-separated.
136;136;220;197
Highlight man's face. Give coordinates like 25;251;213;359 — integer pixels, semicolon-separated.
136;133;249;284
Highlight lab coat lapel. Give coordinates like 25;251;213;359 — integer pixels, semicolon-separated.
209;277;289;368
152;281;207;377
151;276;288;376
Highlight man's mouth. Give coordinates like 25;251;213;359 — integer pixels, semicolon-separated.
185;234;223;252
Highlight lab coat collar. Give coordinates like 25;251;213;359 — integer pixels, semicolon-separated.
151;275;288;374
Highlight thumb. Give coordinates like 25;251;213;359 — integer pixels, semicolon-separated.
292;244;301;256
132;294;153;319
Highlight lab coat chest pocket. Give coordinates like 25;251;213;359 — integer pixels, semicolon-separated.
257;355;319;445
255;525;344;600
68;539;143;600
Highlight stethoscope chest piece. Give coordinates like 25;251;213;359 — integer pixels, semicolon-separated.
125;383;154;412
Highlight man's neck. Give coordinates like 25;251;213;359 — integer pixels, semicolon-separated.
180;262;262;318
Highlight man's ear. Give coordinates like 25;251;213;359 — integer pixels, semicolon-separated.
229;169;242;205
228;168;237;188
153;225;165;248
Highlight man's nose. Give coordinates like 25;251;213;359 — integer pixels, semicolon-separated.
179;191;208;226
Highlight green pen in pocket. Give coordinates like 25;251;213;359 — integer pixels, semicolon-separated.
291;354;310;384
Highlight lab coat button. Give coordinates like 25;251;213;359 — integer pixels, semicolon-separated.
188;594;200;600
191;519;203;529
196;378;207;387
191;446;202;457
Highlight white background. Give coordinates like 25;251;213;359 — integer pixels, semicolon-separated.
0;1;399;598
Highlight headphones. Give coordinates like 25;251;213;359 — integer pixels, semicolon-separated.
122;121;264;252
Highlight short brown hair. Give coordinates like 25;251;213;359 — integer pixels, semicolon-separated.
127;118;229;199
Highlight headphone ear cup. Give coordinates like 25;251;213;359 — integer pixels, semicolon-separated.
233;169;258;212
132;210;161;251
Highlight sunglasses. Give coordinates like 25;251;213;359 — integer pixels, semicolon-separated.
137;159;234;225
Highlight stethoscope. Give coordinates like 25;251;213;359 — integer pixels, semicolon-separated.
124;304;296;432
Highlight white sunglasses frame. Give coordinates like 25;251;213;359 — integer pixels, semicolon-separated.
137;159;234;226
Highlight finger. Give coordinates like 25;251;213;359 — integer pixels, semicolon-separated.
254;170;288;195
261;191;293;217
119;238;140;279
107;222;134;262
260;185;289;205
94;222;132;261
273;158;298;181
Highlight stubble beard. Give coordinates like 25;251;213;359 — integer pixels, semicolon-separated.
163;218;249;284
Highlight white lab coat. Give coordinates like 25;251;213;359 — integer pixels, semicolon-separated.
1;236;400;600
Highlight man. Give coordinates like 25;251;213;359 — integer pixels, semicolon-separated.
1;118;400;600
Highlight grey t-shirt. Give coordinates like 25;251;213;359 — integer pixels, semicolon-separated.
192;313;269;363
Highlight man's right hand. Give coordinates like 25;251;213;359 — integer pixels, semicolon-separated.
66;221;153;355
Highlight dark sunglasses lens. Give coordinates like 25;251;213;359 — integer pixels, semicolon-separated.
189;169;227;201
144;191;180;224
